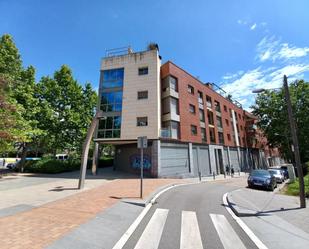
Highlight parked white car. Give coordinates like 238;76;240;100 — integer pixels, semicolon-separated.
268;169;285;183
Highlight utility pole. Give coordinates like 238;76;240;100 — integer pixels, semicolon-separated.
283;75;306;208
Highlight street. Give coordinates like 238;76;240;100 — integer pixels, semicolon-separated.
122;179;258;249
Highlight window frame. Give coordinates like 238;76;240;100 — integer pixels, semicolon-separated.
138;67;148;75
137;116;148;127
191;125;197;136
137;90;148;100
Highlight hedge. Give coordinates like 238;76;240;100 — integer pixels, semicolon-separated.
23;157;113;174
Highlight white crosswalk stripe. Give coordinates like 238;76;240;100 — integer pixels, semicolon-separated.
131;209;248;249
210;213;247;249
134;208;169;249
180;211;204;249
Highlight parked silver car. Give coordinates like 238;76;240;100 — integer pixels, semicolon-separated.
268;169;284;183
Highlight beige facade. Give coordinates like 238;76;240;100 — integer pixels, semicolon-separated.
100;49;161;140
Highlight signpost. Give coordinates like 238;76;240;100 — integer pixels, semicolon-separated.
137;136;147;199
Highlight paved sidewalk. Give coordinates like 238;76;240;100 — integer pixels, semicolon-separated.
0;171;189;249
227;187;309;249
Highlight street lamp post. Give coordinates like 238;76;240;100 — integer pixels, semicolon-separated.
252;75;306;208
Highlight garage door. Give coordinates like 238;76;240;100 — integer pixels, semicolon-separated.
229;149;240;171
160;146;190;177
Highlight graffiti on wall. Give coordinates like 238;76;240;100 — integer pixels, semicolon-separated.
130;154;151;170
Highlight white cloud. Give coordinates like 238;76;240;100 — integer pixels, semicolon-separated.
220;64;309;110
250;23;257;30
278;43;309;59
256;36;309;62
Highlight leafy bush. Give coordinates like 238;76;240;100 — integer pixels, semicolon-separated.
23;157;113;174
286;174;309;198
24;158;80;174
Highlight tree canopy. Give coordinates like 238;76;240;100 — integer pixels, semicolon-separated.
251;80;309;163
0;34;98;162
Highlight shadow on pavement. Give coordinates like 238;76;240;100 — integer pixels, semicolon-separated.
21;167;140;180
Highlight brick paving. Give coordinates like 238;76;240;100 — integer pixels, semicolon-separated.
0;178;187;249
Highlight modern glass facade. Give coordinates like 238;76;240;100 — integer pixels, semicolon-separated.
102;68;124;88
97;68;124;139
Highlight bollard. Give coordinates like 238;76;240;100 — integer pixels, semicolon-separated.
238;169;240;176
224;172;226;178
198;171;202;182
213;171;215;180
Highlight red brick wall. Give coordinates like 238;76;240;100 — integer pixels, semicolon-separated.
161;62;247;147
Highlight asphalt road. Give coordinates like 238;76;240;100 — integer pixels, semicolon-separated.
123;178;258;249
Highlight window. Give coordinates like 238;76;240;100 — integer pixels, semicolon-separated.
191;125;197;135
188;85;194;94
224;105;227;112
238;113;241;120
97;116;121;138
216;116;223;128
102;68;124;88
138;67;148;75
208;110;214;125
240;125;243;131
169;76;178;91
162;75;178;92
201;128;207;142
209;127;216;143
189;104;196;114
227;134;231;141
218;132;224;144
225;119;229;126
137;91;148;99
198;91;203;104
100;91;123;112
206;95;212;108
137;117;148;126
229;109;232;118
199;109;205;122
214;101;221;112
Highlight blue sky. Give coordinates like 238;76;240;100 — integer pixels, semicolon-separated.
1;0;309;110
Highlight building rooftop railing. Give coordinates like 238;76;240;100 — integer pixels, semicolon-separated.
105;46;132;57
207;82;243;109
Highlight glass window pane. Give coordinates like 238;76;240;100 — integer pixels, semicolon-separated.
98;119;106;129
113;116;121;129
113;130;120;138
105;130;112;138
97;131;105;138
106;117;113;129
114;91;123;103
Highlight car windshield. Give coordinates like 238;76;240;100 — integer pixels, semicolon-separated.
269;170;280;175
250;170;270;177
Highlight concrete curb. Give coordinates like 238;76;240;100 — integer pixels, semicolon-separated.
226;192;258;217
227;180;289;217
121;182;187;207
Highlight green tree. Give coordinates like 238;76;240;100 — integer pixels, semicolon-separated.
37;65;97;155
251;80;309;163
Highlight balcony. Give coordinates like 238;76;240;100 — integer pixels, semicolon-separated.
162;112;180;122
162;87;179;99
160;128;179;139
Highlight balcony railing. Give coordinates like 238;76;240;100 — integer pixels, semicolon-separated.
160;128;171;138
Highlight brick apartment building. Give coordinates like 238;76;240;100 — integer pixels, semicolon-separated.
94;46;281;178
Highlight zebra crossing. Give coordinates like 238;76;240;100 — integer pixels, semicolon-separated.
131;208;247;249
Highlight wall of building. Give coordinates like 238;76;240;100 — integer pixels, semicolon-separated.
159;142;191;178
101;50;161;141
114;143;154;177
161;62;247;148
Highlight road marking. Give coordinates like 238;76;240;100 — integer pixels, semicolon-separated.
210;213;246;249
180;211;203;249
134;208;169;249
112;182;199;249
223;193;268;249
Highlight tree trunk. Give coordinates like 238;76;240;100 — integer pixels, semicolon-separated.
19;143;28;173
